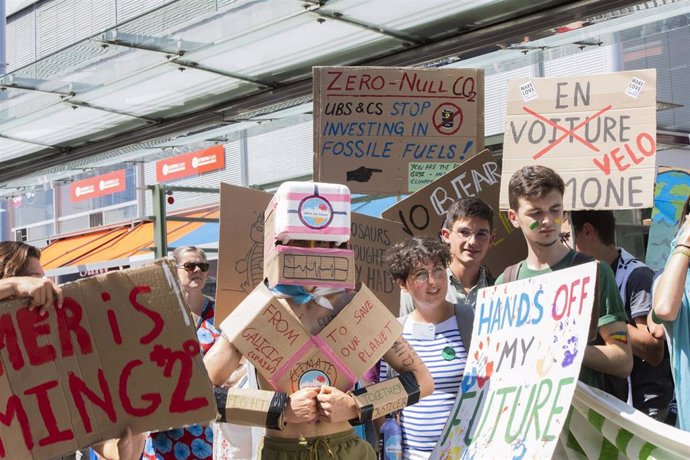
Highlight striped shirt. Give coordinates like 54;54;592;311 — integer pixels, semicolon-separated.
380;316;466;459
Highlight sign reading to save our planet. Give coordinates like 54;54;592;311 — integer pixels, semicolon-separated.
313;66;484;195
433;262;597;459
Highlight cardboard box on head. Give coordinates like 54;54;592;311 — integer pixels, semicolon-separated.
264;181;356;288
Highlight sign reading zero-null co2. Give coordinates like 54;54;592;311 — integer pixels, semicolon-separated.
313;66;485;195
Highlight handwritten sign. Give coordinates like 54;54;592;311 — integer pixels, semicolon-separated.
646;166;690;270
222;283;401;393
214;184;409;324
351;213;410;314
433;262;597;458
382;150;526;275
313;66;484;194
215;183;271;324
0;260;215;460
408;162;459;192
500;69;657;210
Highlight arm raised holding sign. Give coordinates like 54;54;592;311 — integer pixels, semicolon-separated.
0;242;63;315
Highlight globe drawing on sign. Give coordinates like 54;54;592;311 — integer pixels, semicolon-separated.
298;196;333;229
298;369;331;389
646;168;690;270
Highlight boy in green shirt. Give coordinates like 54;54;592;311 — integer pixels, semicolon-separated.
496;165;632;396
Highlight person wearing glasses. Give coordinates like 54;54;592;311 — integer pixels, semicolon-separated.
380;237;468;459
399;197;495;316
142;246;219;460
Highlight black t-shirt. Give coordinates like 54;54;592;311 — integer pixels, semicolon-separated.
611;252;674;412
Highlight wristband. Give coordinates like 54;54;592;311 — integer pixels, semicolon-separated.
676;243;690;250
672;249;690;260
651;310;664;325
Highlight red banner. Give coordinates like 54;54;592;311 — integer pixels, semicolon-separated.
70;170;127;203
156;145;225;182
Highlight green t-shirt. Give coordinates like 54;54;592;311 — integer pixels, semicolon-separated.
496;250;628;394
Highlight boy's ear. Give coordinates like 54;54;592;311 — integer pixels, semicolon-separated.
440;227;451;243
396;279;408;292
508;209;520;229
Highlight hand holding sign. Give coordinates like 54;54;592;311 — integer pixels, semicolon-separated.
346;166;383;183
317;385;359;423
2;276;64;316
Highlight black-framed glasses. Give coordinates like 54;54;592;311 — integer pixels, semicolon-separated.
177;262;210;273
453;227;491;241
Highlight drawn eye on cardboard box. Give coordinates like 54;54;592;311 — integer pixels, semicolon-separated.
221;282;402;393
264;182;356;289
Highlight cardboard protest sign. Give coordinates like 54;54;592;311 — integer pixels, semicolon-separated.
500;69;657;210
215;183;412;323
0;260;215;459
433;262;597;458
215;183;271;324
221;283;401;393
381;150;526;275
351;213;410;314
646;166;690;270
313;66;484;194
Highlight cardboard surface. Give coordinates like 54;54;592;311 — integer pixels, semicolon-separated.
221;283;401;393
433;262;598;458
350;213;410;314
313;66;484;194
215;183;271;324
264;245;356;288
500;69;657;210
382;150;526;275
214;184;409;323
0;260;215;459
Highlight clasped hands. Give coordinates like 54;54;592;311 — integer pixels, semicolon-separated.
283;386;358;424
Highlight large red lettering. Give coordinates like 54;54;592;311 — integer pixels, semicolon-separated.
0;313;24;376
0;395;33;456
152;341;209;413
24;380;74;446
129;286;163;344
16;308;56;366
56;298;93;357
68;370;116;433
119;359;161;416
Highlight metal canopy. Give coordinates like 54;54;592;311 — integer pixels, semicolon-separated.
0;0;679;193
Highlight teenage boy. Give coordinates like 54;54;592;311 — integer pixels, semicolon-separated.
400;197;495;316
571;210;674;421
497;166;632;395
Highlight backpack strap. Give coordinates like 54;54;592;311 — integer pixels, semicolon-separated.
501;261;522;283
454;303;474;351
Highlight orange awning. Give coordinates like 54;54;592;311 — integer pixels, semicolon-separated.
41;209;219;275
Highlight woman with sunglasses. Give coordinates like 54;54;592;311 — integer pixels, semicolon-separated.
142;246;220;460
378;237;471;459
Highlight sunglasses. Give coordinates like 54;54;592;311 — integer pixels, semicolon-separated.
177;262;210;273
